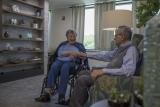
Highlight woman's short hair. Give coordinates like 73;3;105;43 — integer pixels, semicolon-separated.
117;26;132;40
66;29;77;37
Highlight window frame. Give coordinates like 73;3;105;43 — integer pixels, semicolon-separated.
115;0;132;11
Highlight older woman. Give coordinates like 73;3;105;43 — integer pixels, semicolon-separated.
36;29;89;104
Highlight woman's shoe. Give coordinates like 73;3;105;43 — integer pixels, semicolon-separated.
58;94;66;105
35;92;50;102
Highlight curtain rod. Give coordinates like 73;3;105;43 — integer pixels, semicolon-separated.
69;0;115;8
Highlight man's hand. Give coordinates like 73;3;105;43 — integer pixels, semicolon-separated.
69;52;86;58
91;69;104;81
77;52;87;58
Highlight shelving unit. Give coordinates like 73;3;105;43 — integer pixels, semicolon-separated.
0;0;45;81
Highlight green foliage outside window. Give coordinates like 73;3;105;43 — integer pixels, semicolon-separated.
84;34;95;49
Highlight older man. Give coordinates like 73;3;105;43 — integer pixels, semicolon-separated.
69;26;138;107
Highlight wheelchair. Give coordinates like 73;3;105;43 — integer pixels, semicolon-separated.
35;53;88;104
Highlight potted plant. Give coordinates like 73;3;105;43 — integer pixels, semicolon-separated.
108;88;131;107
136;0;159;28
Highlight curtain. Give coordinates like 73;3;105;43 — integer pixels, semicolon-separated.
48;0;55;12
72;6;85;43
95;2;115;50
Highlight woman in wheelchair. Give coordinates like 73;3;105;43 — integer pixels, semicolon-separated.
35;29;89;104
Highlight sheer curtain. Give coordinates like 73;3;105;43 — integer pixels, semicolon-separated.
72;6;85;43
95;2;115;50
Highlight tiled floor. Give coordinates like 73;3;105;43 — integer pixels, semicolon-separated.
0;75;68;107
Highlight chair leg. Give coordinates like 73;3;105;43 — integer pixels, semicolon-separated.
40;78;47;95
51;76;59;95
69;78;73;98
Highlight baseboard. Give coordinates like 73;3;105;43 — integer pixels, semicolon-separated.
0;68;43;83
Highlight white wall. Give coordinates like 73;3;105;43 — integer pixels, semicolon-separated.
48;8;72;52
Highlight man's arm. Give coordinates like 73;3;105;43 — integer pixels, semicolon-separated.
91;46;138;81
102;46;138;76
87;50;116;62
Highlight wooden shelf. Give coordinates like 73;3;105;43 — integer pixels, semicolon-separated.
1;38;44;42
0;61;43;68
3;9;43;20
3;24;43;31
14;0;44;9
0;0;45;78
1;50;43;53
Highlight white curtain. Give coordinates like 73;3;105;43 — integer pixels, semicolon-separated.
72;6;85;43
48;0;55;12
95;2;115;50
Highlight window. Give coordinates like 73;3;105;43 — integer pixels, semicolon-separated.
83;1;132;49
116;0;132;11
84;7;95;49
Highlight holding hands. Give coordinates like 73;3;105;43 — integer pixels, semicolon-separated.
62;51;87;58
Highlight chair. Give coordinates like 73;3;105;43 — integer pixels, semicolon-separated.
88;34;144;107
133;36;144;106
51;60;86;98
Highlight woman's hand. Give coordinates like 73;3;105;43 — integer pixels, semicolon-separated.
70;52;79;58
61;51;87;58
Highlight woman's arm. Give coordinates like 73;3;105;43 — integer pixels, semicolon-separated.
60;51;86;58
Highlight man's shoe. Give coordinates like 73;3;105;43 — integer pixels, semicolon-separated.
35;92;50;102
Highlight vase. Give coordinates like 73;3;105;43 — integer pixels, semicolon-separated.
4;32;9;38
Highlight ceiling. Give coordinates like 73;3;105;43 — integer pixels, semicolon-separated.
50;0;114;9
